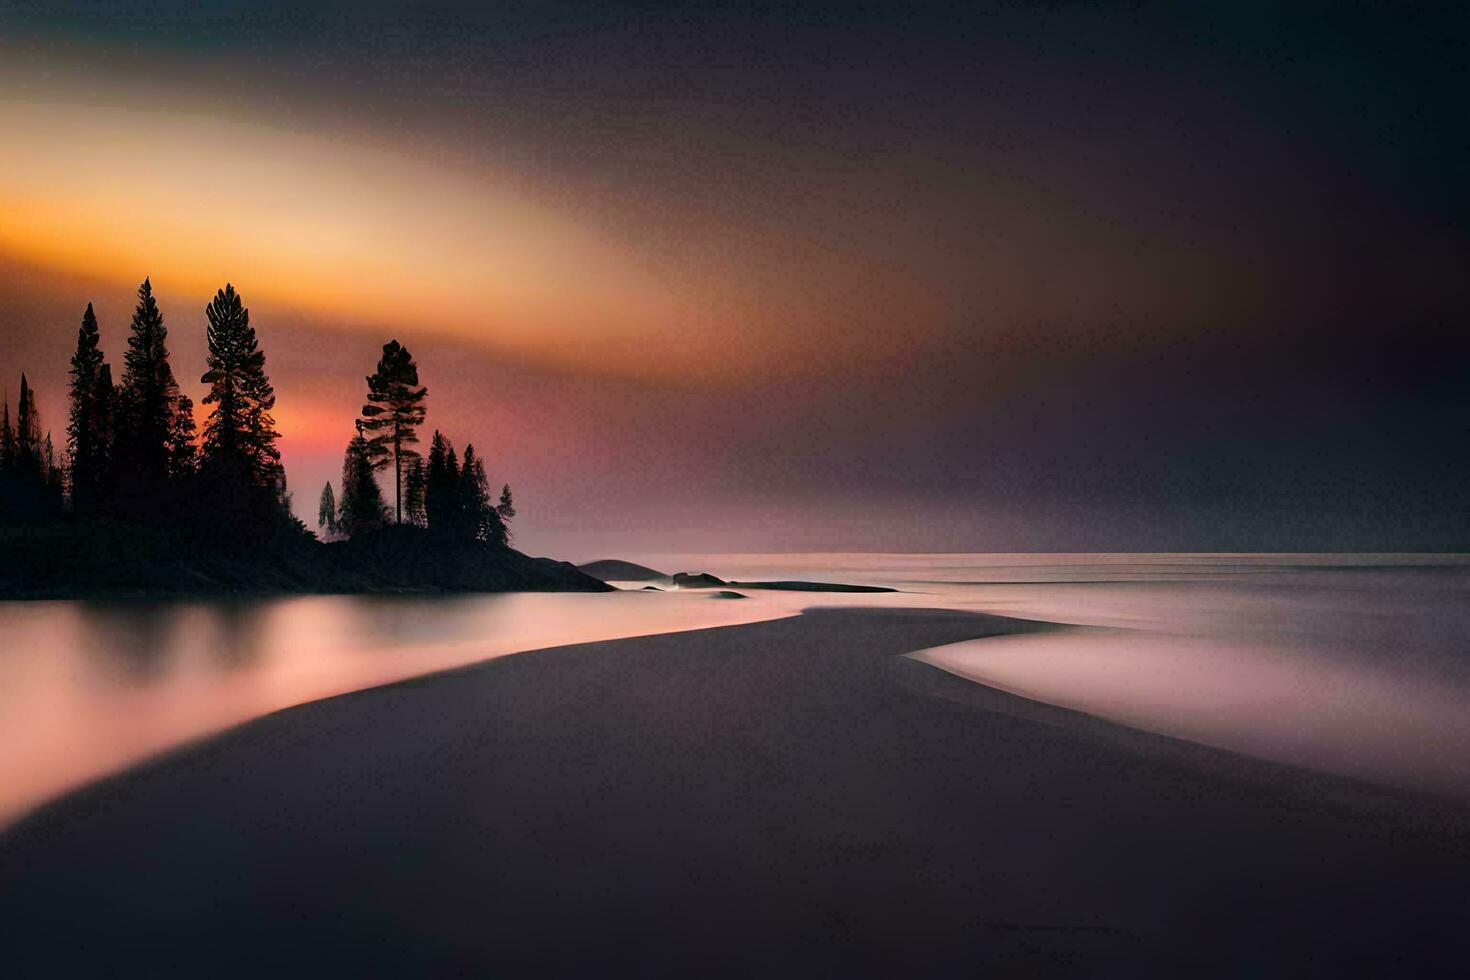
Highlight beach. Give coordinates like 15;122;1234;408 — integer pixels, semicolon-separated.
4;601;1468;976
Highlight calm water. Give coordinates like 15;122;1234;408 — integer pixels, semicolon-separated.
3;553;1469;827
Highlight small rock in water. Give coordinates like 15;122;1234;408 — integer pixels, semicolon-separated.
671;571;728;588
709;590;747;599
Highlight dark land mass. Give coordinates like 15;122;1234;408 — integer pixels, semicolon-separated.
3;607;1467;976
579;561;895;594
578;558;669;581
670;570;727;588
731;580;896;593
0;521;608;599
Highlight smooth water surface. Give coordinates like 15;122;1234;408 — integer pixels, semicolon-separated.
635;552;1470;798
0;590;792;827
4;553;1469;827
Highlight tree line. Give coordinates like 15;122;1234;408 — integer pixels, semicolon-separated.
1;278;515;548
322;340;515;544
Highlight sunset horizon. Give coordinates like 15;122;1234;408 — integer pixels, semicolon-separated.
3;3;1468;976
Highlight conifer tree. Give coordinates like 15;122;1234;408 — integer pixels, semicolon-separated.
0;396;13;511
16;373;39;466
199;284;281;499
0;396;13;473
496;484;515;545
68;303;113;514
337;428;387;537
425;430;458;532
7;376;62;519
317;481;338;538
457;444;500;543
118;277;188;495
360;340;427;524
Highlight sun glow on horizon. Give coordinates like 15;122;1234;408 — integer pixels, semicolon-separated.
0;96;720;381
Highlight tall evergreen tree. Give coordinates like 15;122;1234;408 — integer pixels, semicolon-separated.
457;444;501;543
0;395;14;517
199;284;282;500
360;340;427;524
0;395;13;473
317;481;338;538
424;430;458;532
496;484;515;545
118;277;188;496
15;373;40;466
337;428;387;537
6;376;63;519
68;303;113;514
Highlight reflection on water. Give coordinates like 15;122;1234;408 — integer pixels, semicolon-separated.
0;591;794;828
4;553;1469;826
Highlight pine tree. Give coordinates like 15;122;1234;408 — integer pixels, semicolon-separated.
404;457;427;527
16;374;39;465
7;375;62;520
337;428;387;537
118;277;189;497
68;303;113;515
425;430;458;532
496;484;515;545
457;444;501;543
0;396;14;472
0;396;13;514
199;284;282;501
317;481;338;538
360;340;427;524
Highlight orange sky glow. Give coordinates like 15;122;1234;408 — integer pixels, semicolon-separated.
0;95;776;385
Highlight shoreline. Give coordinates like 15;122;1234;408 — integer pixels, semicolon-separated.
5;605;1468;974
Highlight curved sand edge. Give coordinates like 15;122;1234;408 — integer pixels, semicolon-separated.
4;607;1468;975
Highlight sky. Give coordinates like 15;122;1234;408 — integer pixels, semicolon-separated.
0;1;1466;556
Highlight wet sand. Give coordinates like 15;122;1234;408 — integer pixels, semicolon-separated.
3;607;1468;976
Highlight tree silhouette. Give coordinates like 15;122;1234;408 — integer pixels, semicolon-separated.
425;430;458;531
4;375;65;520
16;374;40;464
67;303;114;515
118;278;184;488
496;484;515;545
1;287;541;586
457;443;502;543
0;396;13;510
317;481;338;538
360;340;427;524
200;284;282;505
337;427;387;537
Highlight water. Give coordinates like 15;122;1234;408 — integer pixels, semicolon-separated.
3;553;1468;827
0;590;790;828
632;552;1470;797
